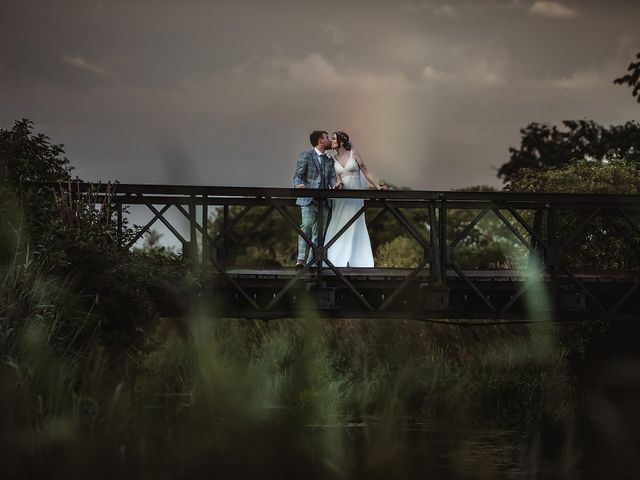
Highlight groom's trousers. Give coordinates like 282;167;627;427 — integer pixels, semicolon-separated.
297;201;330;263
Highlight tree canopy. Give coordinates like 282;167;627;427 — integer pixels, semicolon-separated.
506;158;640;269
506;157;640;195
0;118;73;185
498;120;640;182
614;51;640;103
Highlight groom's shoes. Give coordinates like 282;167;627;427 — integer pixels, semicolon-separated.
295;260;305;268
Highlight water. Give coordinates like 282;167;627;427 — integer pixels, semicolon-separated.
306;417;540;479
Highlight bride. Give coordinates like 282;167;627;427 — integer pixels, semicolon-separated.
325;131;388;268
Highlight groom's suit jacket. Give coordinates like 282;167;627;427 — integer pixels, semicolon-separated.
292;148;338;207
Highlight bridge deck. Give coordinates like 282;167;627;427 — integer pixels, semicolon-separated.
223;268;640;282
205;268;640;322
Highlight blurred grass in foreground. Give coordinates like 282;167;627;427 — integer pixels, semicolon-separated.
1;250;594;479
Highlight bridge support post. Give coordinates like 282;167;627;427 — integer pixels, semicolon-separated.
546;205;559;311
528;209;545;269
428;202;440;285
438;197;448;288
186;200;199;275
201;195;208;282
116;200;123;248
220;205;230;267
316;199;325;287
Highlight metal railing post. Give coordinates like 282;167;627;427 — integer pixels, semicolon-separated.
547;204;559;304
429;201;441;285
116;200;123;248
528;209;544;268
201;194;208;282
221;205;229;267
439;196;448;287
188;198;199;274
317;197;325;287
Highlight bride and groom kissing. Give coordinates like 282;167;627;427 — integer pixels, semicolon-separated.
292;130;388;269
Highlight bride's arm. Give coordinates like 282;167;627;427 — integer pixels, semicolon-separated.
353;150;388;190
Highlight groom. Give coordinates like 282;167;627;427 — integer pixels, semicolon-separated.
292;130;342;267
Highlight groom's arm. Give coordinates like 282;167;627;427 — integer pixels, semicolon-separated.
328;162;339;189
293;151;308;188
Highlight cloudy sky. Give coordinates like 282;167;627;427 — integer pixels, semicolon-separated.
1;0;639;190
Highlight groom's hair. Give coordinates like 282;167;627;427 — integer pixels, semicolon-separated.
309;130;328;147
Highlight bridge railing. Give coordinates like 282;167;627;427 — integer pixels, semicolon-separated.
24;182;640;317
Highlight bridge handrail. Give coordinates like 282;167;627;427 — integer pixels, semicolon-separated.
22;181;640;205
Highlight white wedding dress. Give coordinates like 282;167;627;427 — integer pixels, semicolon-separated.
325;152;374;267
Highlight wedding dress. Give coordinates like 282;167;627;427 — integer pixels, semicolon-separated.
325;152;374;267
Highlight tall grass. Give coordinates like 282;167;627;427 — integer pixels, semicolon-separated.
0;245;586;478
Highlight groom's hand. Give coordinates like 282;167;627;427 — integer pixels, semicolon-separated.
335;182;344;189
295;184;306;189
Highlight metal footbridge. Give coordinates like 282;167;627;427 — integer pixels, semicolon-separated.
31;182;640;323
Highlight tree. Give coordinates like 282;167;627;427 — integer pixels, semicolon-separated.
614;52;640;103
506;158;640;269
0;118;72;184
0;119;74;262
498;120;640;182
375;236;422;268
0;119;190;338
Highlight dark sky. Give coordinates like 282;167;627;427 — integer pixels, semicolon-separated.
2;0;639;189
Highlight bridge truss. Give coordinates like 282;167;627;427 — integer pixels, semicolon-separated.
32;182;640;322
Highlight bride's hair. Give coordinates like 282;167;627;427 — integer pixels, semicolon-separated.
333;131;352;151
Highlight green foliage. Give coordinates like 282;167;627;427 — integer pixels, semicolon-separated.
507;158;640;269
0;119;72;184
37;189;191;335
376;236;423;267
0;120;191;340
498;120;640;182
0;119;73;263
507;157;640;194
614;51;640;103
